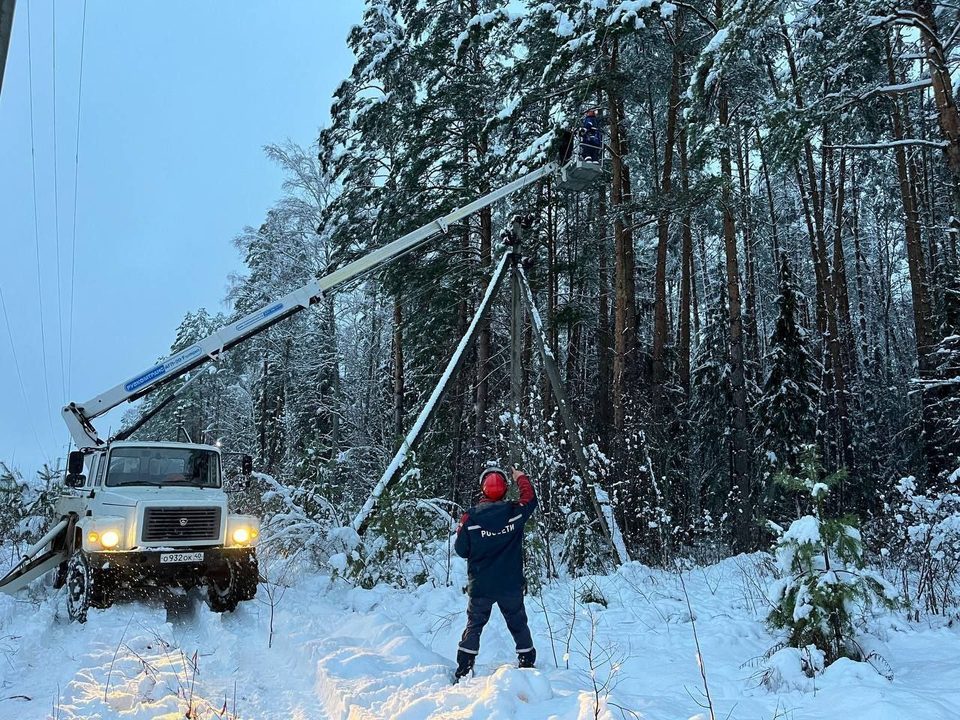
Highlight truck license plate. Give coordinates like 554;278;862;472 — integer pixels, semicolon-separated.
160;552;204;564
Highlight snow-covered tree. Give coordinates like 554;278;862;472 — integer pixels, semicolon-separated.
768;450;897;662
756;257;820;481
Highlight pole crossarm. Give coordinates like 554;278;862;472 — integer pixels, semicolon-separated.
350;250;513;536
517;267;629;566
63;162;559;449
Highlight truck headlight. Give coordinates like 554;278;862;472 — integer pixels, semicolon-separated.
81;516;127;551
100;530;120;549
232;527;250;544
226;515;260;546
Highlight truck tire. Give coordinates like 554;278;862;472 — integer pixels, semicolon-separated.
206;555;258;613
65;552;114;623
66;552;90;622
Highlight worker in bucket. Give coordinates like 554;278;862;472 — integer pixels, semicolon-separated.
453;466;538;681
580;108;603;162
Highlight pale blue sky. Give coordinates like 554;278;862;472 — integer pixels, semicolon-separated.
0;1;361;473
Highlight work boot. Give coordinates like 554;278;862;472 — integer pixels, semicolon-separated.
518;648;536;669
454;650;475;681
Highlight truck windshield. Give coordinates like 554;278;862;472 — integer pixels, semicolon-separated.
105;447;220;488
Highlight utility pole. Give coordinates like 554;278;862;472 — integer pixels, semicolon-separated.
505;215;532;467
0;0;15;99
518;267;628;565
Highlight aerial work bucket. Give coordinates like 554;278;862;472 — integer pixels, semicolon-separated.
555;112;607;192
558;155;605;191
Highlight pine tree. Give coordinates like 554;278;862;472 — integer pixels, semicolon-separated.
691;280;733;533
768;449;897;663
756;257;820;482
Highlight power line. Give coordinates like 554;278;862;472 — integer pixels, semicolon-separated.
67;0;87;398
25;1;56;444
0;286;52;467
52;0;66;402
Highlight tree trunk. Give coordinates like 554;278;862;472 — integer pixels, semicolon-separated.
326;295;341;453
756;128;781;270
678;125;693;396
545;180;558;414
652;44;682;419
886;35;934;370
850;160;870;363
475;205;493;433
717;59;753;550
781;16;830;337
914;0;960;229
827;146;854;470
736;128;759;370
608;36;637;434
596;184;614;441
392;296;405;438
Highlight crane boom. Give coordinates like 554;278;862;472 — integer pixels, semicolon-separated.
63;161;560;449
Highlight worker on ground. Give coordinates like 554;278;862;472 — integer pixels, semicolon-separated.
453;467;538;681
580;108;603;162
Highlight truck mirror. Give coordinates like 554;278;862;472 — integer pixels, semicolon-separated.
68;450;85;476
241;454;253;476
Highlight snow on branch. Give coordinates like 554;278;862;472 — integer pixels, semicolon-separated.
834;77;934;108
867;11;940;45
825;139;950;151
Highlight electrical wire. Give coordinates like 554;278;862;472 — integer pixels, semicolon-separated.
67;0;87;397
25;1;57;445
0;287;52;467
52;0;67;403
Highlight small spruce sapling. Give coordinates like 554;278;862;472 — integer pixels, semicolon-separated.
767;448;897;663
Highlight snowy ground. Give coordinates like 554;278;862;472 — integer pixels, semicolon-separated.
0;552;958;719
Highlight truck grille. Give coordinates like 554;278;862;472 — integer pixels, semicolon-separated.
142;507;221;543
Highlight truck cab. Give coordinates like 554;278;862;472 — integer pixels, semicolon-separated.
57;441;259;622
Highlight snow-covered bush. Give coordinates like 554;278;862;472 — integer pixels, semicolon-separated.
761;645;826;692
768;451;898;663
255;470;344;563
347;469;456;589
889;473;960;615
0;462;63;544
500;405;612;580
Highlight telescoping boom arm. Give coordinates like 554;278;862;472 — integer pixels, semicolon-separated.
63;161;560;449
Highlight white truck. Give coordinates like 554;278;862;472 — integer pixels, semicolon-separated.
0;141;605;621
55;441;259;622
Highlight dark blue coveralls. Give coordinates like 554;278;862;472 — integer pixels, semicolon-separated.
581;114;603;161
454;473;538;671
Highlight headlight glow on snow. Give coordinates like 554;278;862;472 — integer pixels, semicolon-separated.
100;530;120;549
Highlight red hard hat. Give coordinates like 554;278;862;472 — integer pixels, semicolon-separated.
480;468;508;501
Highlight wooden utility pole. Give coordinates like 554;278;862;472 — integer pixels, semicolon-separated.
353;252;512;535
517;268;628;566
509;220;525;466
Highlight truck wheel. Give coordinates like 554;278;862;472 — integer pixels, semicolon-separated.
90;570;116;609
65;552;114;622
236;553;259;601
206;556;258;613
66;552;92;623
